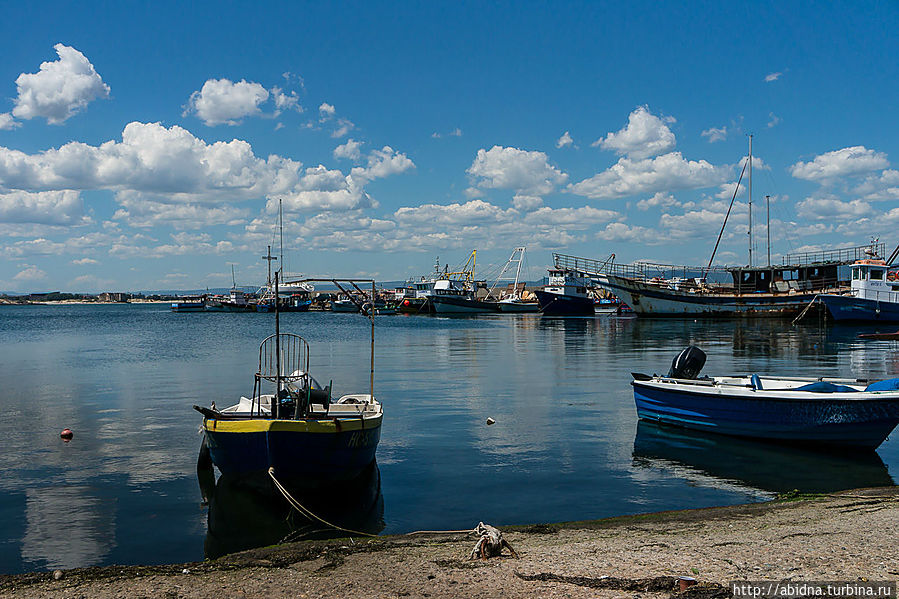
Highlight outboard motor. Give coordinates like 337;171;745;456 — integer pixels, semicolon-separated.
667;346;706;379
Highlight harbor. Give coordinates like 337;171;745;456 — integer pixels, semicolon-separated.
1;303;899;576
2;2;899;594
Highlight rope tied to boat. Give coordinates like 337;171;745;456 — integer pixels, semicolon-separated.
268;467;379;538
267;467;506;546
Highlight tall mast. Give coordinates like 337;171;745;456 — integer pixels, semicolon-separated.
748;134;753;268
514;247;525;291
262;245;277;287
766;194;771;267
279;198;284;278
274;272;281;419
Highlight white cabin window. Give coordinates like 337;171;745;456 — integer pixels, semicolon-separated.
871;269;884;280
852;268;860;280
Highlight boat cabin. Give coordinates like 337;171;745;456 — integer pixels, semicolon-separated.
730;263;842;294
545;268;589;297
432;278;472;297
850;259;899;301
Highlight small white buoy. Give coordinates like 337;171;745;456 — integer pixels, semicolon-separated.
486;417;495;425
181;568;190;574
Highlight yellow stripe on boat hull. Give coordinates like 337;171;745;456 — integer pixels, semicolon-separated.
203;415;382;434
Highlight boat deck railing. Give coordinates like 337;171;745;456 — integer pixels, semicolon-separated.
854;288;899;303
555;243;883;280
783;242;885;266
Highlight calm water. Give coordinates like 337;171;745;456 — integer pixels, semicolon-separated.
1;304;898;573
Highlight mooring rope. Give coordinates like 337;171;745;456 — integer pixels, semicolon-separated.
268;467;477;538
268;467;379;538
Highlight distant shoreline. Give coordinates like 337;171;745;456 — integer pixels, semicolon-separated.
0;299;172;305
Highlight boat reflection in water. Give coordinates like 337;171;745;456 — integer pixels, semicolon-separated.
201;460;385;560
632;421;894;496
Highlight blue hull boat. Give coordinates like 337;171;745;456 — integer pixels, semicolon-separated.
819;294;899;323
203;413;381;479
632;347;899;449
534;289;595;316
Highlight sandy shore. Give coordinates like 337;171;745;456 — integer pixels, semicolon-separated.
2;488;897;599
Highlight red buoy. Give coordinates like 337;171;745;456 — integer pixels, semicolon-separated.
60;428;74;441
403;300;410;306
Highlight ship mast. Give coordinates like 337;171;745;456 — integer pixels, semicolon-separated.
262;245;277;287
766;194;771;267
748;134;753;268
279;198;284;279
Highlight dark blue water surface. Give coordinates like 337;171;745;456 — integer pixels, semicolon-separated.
1;304;898;573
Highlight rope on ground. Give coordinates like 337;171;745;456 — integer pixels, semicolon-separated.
268;467;378;538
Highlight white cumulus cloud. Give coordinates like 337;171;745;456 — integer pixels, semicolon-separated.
593;106;676;159
796;197;873;220
556;131;574;148
351;146;415;183
701;127;728;143
790;146;889;182
0;121;416;227
0;190;87;225
0;113;18;130
765;72;782;82
12;44;110;124
569;152;729;200
186;78;270;126
334;139;363;161
467;145;568;200
14;265;47;281
637;192;679;211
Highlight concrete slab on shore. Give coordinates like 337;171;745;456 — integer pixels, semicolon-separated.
2;488;897;598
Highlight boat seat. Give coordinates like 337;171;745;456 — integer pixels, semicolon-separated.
865;378;899;392
795;381;859;393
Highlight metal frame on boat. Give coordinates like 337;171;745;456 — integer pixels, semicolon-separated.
195;275;383;481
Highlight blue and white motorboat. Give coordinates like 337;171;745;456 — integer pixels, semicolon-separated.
533;267;595;316
631;347;899;450
819;254;899;322
195;275;383;481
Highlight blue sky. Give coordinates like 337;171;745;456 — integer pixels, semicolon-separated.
1;1;898;292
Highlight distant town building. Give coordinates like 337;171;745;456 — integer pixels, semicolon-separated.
98;292;129;302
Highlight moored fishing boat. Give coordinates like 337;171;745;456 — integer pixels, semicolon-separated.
195;275;383;481
631;347;899;449
588;138;878;318
427;250;498;314
533;267;594;316
492;247;540;313
819;243;899;322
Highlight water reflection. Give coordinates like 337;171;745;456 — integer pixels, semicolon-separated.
632;421;895;495
203;461;385;559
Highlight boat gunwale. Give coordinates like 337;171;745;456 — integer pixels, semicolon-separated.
632;377;899;402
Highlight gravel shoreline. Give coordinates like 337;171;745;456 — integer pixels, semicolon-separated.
2;487;897;598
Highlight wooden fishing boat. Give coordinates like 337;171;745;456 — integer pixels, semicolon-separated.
195;275;383;481
631;347;899;449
